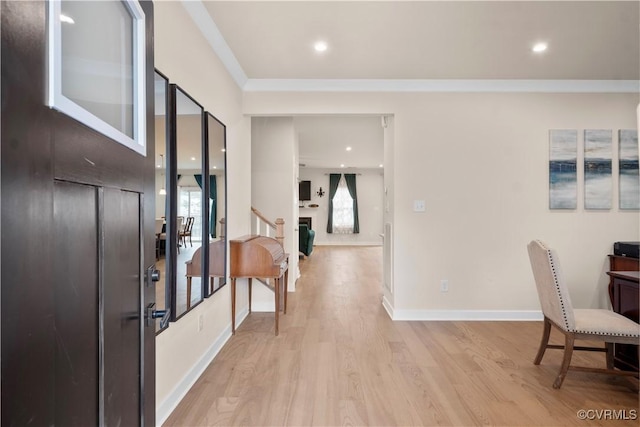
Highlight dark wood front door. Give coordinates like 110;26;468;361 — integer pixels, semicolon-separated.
1;1;156;425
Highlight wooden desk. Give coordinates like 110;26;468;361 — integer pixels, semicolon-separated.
606;269;639;371
230;235;289;336
608;255;639;303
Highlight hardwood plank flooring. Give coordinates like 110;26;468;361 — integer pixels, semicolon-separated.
164;246;639;426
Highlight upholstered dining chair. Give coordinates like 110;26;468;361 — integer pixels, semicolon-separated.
527;240;639;388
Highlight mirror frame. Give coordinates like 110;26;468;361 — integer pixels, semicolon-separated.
168;83;206;321
204;112;228;298
154;68;170;334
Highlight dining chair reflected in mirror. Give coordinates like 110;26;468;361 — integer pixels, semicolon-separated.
176;216;183;254
155;219;164;260
179;216;194;248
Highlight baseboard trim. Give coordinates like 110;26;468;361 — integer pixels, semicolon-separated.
391;309;543;321
155;306;249;426
314;242;382;247
382;295;394;319
250;302;275;312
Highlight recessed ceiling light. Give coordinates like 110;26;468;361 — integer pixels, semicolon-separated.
60;14;75;24
213;166;217;169
346;146;352;151
379;164;383;168
221;148;226;152
190;156;196;161
340;164;345;168
314;41;328;53
532;42;548;53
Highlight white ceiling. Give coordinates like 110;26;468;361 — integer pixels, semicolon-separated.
200;0;639;82
295;115;384;169
182;1;639;169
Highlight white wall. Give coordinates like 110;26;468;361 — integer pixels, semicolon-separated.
251;117;299;297
154;2;252;424
298;168;384;246
243;91;640;319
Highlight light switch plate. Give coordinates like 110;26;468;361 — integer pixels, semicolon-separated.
413;200;426;212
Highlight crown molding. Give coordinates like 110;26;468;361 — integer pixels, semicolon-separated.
243;79;640;93
181;0;248;89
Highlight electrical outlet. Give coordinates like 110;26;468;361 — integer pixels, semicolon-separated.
413;200;426;212
198;314;204;331
440;279;449;292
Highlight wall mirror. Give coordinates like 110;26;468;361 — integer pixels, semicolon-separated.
204;113;227;297
169;85;205;320
153;70;169;333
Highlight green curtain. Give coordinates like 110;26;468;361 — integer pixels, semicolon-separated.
326;173;341;233
194;174;217;238
344;173;360;233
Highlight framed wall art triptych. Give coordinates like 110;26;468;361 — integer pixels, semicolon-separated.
549;129;639;211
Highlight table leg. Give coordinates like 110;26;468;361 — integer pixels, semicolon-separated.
283;269;289;314
187;277;192;309
248;278;252;313
275;277;280;336
231;277;236;334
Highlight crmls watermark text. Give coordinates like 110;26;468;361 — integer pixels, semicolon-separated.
576;409;637;421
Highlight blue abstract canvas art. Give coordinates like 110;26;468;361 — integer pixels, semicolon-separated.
584;129;612;210
549;130;577;209
619;129;639;210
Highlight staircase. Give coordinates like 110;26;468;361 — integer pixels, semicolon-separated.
250;207;285;291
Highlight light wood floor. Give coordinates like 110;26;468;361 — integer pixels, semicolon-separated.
164;246;639;426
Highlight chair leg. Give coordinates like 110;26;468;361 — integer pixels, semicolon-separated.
534;316;552;365
553;333;575;389
605;342;614;370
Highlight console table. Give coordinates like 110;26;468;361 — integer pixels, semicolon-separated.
606;254;639;371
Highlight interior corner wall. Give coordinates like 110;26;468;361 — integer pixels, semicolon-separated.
154;2;251;423
251;117;299;300
243;91;640;317
383;116;395;311
298;168;384;246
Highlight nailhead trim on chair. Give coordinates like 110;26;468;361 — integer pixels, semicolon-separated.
573;329;639;337
537;240;571;331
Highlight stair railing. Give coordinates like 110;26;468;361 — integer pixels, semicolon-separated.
251;207;284;247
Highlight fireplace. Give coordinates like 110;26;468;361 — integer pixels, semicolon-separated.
299;217;312;229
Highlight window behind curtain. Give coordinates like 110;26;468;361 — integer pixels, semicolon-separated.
332;175;354;234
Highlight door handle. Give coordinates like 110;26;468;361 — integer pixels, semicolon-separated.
145;265;161;287
145;303;171;328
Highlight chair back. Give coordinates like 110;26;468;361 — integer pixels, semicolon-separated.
155;219;164;235
185;217;195;233
176;216;184;234
527;240;575;331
